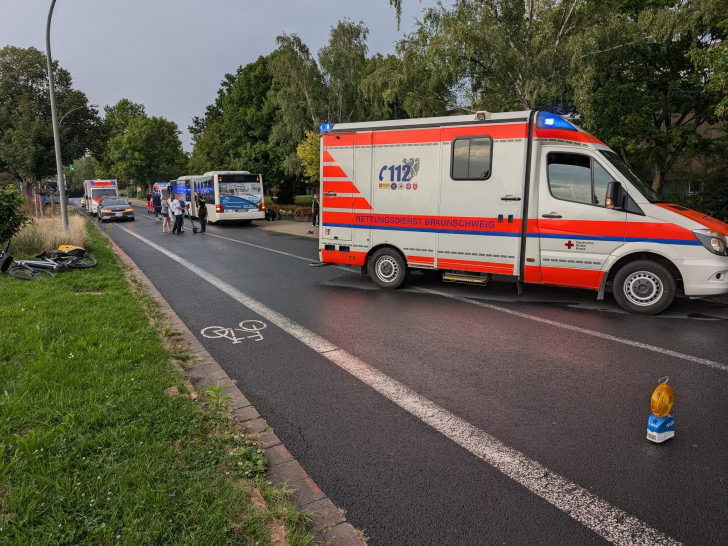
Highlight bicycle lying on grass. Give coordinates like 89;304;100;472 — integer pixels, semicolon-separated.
0;241;97;280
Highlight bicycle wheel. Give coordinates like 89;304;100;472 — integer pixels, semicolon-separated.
67;255;98;269
8;266;53;280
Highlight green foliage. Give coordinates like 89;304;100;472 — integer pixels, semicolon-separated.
296;130;320;184
108;116;187;189
188;56;277;179
0;46;99;183
318;19;370;123
204;384;232;409
570;0;728;193
93;99;147;176
396;1;579;113
0;184;31;243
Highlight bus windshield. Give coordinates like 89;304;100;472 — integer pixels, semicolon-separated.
218;174;262;210
599;150;661;202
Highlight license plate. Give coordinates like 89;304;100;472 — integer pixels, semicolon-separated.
116;212;122;217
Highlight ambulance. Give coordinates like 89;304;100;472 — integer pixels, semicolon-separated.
83;179;119;216
318;111;728;314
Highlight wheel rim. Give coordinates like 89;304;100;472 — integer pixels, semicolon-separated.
375;255;400;284
623;270;663;307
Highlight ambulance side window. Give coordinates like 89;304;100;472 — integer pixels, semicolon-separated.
547;152;613;207
451;136;493;180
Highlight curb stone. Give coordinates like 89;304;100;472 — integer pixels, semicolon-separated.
100;224;365;545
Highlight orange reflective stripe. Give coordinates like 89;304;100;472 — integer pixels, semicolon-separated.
437;259;514;275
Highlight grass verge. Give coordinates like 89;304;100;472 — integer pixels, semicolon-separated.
0;215;313;545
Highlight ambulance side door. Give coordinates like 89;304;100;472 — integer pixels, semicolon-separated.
438;134;525;276
536;149;626;289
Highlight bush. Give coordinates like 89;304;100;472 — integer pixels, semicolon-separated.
0;185;32;244
11;213;89;256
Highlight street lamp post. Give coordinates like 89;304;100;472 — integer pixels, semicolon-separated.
60;104;98;126
46;0;68;231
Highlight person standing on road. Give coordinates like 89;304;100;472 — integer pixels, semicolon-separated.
160;194;171;234
152;191;162;222
171;194;186;234
312;192;320;227
146;192;153;213
196;192;208;233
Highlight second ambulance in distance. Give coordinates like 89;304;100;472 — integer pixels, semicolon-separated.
318;111;728;314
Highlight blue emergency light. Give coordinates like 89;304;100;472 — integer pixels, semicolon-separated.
536;113;577;131
319;123;333;132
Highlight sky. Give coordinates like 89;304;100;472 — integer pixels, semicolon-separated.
1;0;448;151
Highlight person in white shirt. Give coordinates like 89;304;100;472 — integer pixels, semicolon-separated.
171;194;186;234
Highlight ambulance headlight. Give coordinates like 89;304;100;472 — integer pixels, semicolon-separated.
693;229;728;256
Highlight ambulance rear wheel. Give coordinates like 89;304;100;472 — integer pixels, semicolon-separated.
613;260;676;315
370;248;407;289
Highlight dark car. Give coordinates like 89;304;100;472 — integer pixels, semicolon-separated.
97;197;135;222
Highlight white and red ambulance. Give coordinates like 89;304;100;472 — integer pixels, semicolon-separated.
83;179;119;217
318;111;728;314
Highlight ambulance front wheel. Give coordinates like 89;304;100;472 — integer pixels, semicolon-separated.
369;248;408;289
613;260;676;315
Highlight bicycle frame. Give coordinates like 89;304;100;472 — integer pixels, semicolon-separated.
12;256;67;272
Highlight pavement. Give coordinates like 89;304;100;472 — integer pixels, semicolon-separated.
106;200;362;545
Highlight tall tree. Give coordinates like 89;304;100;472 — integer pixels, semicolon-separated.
188;56;276;177
318;20;370;123
268;34;327;199
108;116;187;190
0;46;98;189
95;99;146;177
395;1;582;113
570;0;728;193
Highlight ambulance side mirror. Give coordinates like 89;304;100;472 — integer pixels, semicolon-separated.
605;181;625;210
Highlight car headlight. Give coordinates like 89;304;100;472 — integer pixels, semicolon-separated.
124;208;134;212
693;229;728;256
101;209;112;213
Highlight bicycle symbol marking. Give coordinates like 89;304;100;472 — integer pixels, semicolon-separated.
201;320;267;344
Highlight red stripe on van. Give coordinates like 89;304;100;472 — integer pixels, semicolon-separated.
540;267;604;289
322;165;348;178
323;181;360;193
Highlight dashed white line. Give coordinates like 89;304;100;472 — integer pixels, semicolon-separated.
119;225;681;545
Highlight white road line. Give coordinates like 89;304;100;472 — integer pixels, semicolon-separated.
119;225;680;545
412;287;728;373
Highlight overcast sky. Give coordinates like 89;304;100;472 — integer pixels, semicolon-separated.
1;0;448;151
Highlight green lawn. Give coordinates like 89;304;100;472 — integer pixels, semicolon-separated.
0;224;312;544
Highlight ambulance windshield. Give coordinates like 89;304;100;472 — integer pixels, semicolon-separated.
600;151;661;202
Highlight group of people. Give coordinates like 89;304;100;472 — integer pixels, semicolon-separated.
147;191;207;234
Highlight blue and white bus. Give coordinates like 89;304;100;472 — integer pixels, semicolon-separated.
190;171;265;224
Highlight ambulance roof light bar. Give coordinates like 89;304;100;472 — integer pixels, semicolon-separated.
536;112;578;131
320;123;334;132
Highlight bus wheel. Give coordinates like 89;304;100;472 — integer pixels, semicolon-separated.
613;260;676;314
369;248;407;289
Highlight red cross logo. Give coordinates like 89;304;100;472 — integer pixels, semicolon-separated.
565;241;574;249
